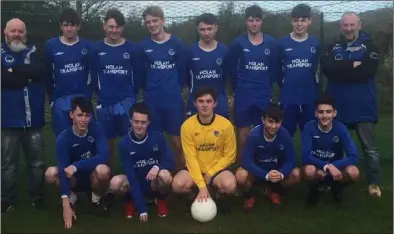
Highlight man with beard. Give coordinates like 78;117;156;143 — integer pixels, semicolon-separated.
1;18;46;213
321;11;382;197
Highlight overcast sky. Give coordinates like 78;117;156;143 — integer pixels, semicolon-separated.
112;1;392;21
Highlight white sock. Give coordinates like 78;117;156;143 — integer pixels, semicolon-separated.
91;192;101;203
69;191;77;205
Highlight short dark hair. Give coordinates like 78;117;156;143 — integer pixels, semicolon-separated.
71;97;93;113
263;103;283;122
314;94;335;110
104;9;125;26
129;102;150;121
193;86;217;102
196;13;217;26
59;8;81;26
245;5;263;19
142;6;164;19
291;4;312;19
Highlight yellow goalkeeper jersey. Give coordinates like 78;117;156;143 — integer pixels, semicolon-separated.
181;114;236;189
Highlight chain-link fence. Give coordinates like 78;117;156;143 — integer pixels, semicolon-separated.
2;1;393;114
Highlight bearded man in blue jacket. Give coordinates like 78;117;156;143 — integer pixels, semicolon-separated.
1;18;47;213
321;11;382;198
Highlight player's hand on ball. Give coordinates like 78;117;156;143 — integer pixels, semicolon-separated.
146;166;159;181
64;165;76;178
139;213;148;222
63;203;76;229
196;187;210;203
327;164;343;181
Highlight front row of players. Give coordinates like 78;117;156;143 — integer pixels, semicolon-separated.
46;87;360;228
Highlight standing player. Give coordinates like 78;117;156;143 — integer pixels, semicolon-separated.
45;8;93;136
302;95;359;206
139;6;187;169
236;103;301;210
172;86;237;213
110;102;174;221
224;5;279;163
277;4;320;137
44;97;112;229
90;9;144;167
185;13;229;119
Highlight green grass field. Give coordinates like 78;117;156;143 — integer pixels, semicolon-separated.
2;116;393;233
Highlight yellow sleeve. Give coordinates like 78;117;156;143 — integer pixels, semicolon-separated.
207;123;236;177
181;122;206;189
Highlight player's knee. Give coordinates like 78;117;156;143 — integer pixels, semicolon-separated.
345;166;360;182
235;167;249;185
220;175;237;194
94;164;111;180
303;165;316;180
110;175;127;193
45;166;58;184
158;170;172;185
290;167;302;183
172;174;192;194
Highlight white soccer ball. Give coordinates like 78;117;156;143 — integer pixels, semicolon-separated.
191;197;217;223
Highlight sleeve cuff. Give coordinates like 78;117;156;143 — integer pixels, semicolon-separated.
265;174;269;181
197;182;207;189
61;195;68;199
71;165;78;173
153;165;159;171
280;173;284;180
323;165;328;172
139;212;148;216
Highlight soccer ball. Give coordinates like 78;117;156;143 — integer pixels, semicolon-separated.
191;197;217;223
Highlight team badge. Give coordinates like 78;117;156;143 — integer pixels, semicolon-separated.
213;131;220;137
279;144;284;151
216;58;222;65
87;136;95;143
264;49;270;55
370;52;379;59
4;55;14;63
334;54;343;61
81;48;88;55
310;47;316;54
168;49;175;56
333;136;339;143
123;52;130;59
153;144;159;151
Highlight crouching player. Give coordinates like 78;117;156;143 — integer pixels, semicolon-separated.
172;86;237;214
302;95;359;206
45;97;111;229
236;103;301;210
110;102;174;222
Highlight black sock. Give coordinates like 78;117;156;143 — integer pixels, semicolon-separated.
244;186;258;199
123;194;132;203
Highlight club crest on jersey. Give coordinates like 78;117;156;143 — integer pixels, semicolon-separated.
216;58;222;65
123;52;130;59
264;49;270;55
4;55;14;63
87;136;95;143
334;54;343;61
279;144;284;151
81;48;88;55
213;131;220;137
310;47;316;54
333;136;339;143
168;49;175;56
153;144;159;151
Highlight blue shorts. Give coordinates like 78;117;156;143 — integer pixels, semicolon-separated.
186;92;229;119
51;94;86;136
96;97;135;139
71;171;93;192
280;103;315;137
144;94;184;136
234;95;271;128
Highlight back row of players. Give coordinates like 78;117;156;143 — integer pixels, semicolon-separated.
2;3;382;229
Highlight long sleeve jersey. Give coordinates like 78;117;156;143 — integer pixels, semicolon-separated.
224;33;279;99
139;35;187;99
241;125;295;180
90;40;144;105
118;130;174;215
301;120;358;170
55;121;109;197
277;34;320;105
44;37;93;102
186;42;228;95
181;114;236;189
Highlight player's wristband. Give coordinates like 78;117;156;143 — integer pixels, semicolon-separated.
61;195;68;199
280;173;284;180
265;174;269;181
323;165;329;172
71;165;77;173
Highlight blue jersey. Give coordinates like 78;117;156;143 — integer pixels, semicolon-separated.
241;125;295;179
224;34;279;99
55;121;108;197
277;34;320;104
118;130;174;215
90;40;144;105
44;37;93;102
301;120;358;170
186;42;228;95
139;35;187;99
